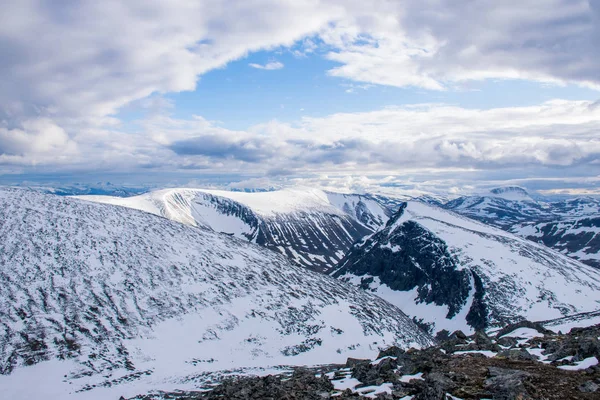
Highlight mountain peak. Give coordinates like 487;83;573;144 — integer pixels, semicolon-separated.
489;186;532;201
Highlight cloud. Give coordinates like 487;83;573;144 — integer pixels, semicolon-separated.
122;100;600;180
170;134;276;162
0;0;340;167
1;0;600;188
0;118;77;165
3;0;598;133
249;61;284;70
320;0;600;90
3;99;598;177
0;1;335;121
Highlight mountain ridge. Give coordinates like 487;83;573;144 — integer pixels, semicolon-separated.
334;201;600;334
77;188;390;272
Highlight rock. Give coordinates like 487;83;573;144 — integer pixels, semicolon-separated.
434;329;450;342
497;348;538;361
485;367;531;400
352;356;398;386
496;336;519;348
575;337;600;360
201;368;335;399
462;331;502;352
474;331;492;345
496;320;552;338
345;358;370;368
439;331;469;353
413;372;455;400
450;330;467;340
377;346;405;359
579;380;600;393
543;326;600;362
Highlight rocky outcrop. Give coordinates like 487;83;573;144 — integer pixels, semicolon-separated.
129;323;600;399
333;201;600;334
333;205;477;328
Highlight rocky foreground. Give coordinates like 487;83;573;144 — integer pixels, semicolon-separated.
128;322;600;399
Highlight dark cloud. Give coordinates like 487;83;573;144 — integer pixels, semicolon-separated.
169;135;275;163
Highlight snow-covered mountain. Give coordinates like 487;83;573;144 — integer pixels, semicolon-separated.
332;201;600;335
0;188;432;399
444;188;600;268
443;187;550;229
78;188;390;272
512;216;600;269
488;186;534;201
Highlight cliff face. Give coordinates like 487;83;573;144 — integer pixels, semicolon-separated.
334;201;600;334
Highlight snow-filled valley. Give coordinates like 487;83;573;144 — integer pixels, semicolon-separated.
0;188;432;399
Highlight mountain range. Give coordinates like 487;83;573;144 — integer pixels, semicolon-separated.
77;188;390;272
2;185;599;399
444;186;600;268
333;200;600;333
0;188;430;399
80;187;600;334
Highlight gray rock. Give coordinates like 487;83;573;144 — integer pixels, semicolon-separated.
352;356;398;386
496;336;519;348
377;346;405;359
414;372;455;400
579;380;600;393
497;348;538;361
485;367;531;400
345;358;370;368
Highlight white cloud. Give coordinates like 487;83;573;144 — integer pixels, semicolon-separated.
0;118;77;165
0;0;341;166
321;0;600;90
0;1;336;120
158;100;600;176
3;0;597;129
249;61;284;70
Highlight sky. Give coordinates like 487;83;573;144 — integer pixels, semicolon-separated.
1;0;600;196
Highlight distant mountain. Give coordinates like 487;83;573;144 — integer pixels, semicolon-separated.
0;188;431;399
78;188;391;272
511;216;600;269
79;186;600;272
443;187;549;229
444;188;600;268
28;183;151;197
333;201;600;334
489;186;534;201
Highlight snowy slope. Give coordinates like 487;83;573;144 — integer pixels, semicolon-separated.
0;188;432;399
334;201;600;334
78;188;391;272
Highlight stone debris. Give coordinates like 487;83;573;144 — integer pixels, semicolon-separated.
129;322;600;399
